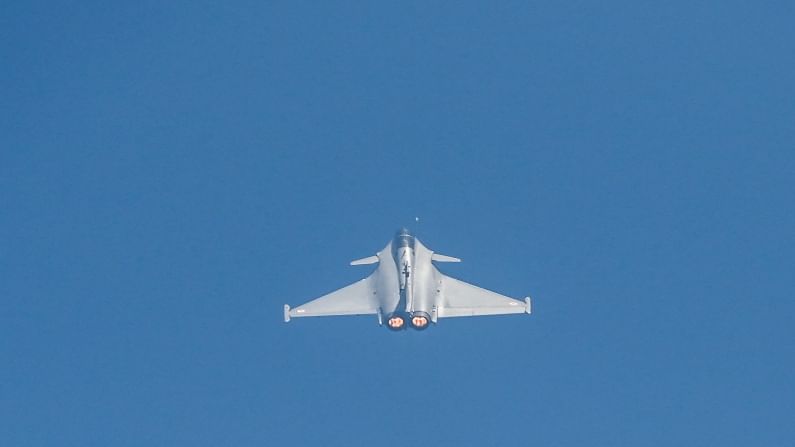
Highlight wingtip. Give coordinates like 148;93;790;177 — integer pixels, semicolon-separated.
284;304;291;323
524;297;532;315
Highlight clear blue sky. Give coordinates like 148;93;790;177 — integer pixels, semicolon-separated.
2;1;794;445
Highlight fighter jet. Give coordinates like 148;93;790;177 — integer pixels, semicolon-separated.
284;228;532;330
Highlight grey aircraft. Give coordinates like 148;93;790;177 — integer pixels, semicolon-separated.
284;228;532;330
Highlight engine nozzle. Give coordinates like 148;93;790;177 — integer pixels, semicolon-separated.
386;315;406;330
410;312;431;330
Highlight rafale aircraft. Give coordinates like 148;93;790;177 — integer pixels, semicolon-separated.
284;228;532;330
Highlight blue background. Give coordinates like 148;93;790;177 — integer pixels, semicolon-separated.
3;1;794;445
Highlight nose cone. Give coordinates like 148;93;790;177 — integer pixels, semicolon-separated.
394;228;414;248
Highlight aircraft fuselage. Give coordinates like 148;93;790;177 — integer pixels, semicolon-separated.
382;228;435;330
